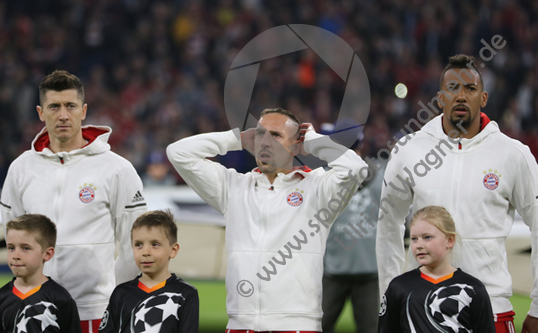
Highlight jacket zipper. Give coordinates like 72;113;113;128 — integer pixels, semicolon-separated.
53;155;66;278
453;141;462;219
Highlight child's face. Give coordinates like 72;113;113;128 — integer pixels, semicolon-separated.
6;230;53;279
132;226;179;281
410;219;455;270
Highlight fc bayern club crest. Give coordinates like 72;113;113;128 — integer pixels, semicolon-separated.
79;183;96;203
483;172;499;190
286;191;303;207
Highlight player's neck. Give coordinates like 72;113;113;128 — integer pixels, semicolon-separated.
420;263;456;279
14;273;48;293
265;167;293;184
139;272;171;289
49;134;87;153
442;117;480;140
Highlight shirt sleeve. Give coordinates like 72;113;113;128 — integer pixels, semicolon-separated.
166;129;243;215
303;131;368;219
59;297;83;333
377;282;402;333
0;163;25;232
178;288;199;333
110;163;147;285
98;289;120;333
470;282;496;332
511;146;538;317
376;146;413;296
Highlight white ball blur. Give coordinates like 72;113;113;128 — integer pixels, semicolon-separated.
395;83;408;99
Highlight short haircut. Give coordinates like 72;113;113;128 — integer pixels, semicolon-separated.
439;54;484;90
6;214;57;249
410;205;457;241
260;107;301;139
131;209;178;245
39;70;85;105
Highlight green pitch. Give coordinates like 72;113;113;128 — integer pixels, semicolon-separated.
0;274;531;332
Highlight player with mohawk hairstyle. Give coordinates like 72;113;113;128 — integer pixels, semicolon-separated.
377;54;538;332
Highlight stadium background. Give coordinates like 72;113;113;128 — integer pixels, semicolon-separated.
0;0;537;331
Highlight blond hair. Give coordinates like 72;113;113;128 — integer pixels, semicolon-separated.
410;206;457;240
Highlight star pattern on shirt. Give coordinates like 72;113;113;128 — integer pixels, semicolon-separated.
132;292;184;332
427;284;475;332
16;302;60;333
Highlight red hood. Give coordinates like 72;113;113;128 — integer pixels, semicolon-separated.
479;112;490;131
33;127;109;152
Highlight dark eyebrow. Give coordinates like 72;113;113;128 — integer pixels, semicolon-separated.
269;130;283;136
446;82;478;90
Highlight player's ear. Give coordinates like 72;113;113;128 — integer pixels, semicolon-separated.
436;91;444;109
81;103;88;121
43;247;54;262
169;243;179;259
480;91;488;108
289;141;301;156
37;105;45;122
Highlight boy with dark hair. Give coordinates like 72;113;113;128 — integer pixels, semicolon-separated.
99;210;199;333
0;214;82;333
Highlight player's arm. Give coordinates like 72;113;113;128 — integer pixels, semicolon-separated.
166;130;243;214
512;147;538;331
111;163;147;285
298;124;367;211
0;164;25;230
376;145;413;296
177;287;199;333
59;298;83;333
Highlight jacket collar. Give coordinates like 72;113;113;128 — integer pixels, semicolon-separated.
422;113;499;152
31;125;112;162
253;165;312;188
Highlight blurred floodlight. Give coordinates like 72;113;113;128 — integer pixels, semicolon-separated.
395;83;408;99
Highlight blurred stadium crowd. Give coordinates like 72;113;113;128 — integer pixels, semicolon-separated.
0;0;537;186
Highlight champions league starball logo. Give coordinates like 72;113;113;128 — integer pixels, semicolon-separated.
15;301;60;333
130;292;184;333
223;25;371;169
425;284;475;332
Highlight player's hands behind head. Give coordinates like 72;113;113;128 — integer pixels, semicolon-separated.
241;128;256;155
295;123;314;156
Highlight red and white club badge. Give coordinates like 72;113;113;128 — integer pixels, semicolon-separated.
79;183;96;203
483;172;499;190
286;191;303;207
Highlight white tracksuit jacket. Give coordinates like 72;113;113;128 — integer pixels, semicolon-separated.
376;113;538;317
0;126;147;320
167;129;366;331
